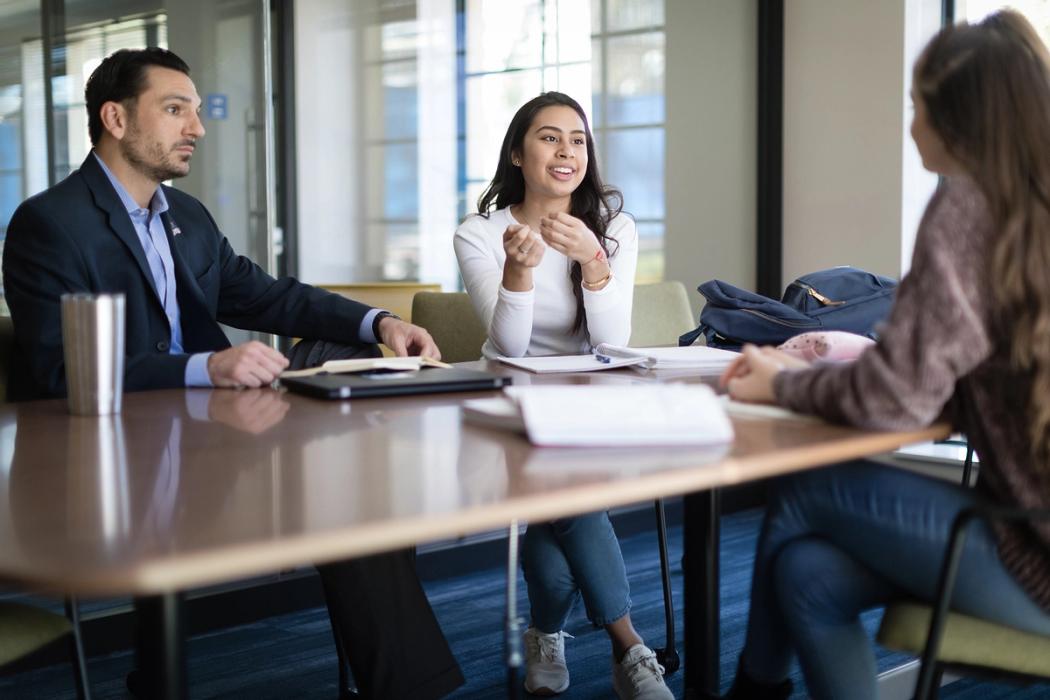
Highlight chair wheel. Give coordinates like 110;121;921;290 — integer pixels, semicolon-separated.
654;647;680;675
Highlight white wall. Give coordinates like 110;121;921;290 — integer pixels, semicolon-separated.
665;0;757;313
290;0;942;303
782;0;940;285
293;0;758;301
294;0;457;287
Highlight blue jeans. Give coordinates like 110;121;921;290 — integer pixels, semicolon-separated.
522;511;632;633
741;460;1050;700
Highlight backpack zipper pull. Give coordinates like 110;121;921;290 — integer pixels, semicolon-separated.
807;286;846;306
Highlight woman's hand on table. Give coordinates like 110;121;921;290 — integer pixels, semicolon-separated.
720;345;811;404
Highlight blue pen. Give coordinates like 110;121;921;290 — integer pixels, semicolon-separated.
595;353;612;364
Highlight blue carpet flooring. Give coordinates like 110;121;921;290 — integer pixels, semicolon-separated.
1;508;1045;698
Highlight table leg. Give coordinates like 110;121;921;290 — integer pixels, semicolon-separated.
683;489;721;699
505;519;523;700
133;592;187;700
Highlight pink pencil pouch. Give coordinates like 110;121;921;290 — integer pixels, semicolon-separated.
777;331;875;362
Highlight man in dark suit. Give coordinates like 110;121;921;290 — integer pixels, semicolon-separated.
2;48;463;699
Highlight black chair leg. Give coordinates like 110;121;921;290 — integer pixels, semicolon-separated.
64;597;92;700
931;665;945;699
961;444;975;487
915;664;945;700
322;590;359;699
653;499;680;675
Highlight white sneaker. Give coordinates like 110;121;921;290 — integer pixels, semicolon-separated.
523;628;571;695
612;644;674;700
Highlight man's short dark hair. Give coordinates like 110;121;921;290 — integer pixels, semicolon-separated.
85;47;191;146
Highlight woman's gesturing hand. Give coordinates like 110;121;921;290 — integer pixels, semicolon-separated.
503;224;546;268
539;212;602;264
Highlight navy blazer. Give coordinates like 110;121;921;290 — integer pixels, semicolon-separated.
3;154;372;400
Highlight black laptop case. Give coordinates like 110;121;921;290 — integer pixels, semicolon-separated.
280;367;511;400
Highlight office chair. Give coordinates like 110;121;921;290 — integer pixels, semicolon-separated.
0;317;92;699
411;281;697;674
877;445;1050;698
0;599;91;700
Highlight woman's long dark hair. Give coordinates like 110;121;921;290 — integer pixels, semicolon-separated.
477;91;624;334
916;10;1050;467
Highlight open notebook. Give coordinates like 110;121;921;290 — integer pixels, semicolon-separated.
462;384;733;447
280;355;450;379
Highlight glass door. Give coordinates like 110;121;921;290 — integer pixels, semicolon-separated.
11;0;278;343
167;0;277;345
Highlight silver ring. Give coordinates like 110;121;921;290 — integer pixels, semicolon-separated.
518;246;529;255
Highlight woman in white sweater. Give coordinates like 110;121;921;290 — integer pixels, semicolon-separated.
454;92;669;700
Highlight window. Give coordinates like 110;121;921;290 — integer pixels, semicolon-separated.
0;7;166;314
366;8;424;280
958;0;1050;40
460;0;666;282
295;0;666;289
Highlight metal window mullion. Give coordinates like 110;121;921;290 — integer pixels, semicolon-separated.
40;0;65;188
261;0;278;287
594;122;664;132
598;0;608;158
364;55;417;68
942;0;955;25
364;137;418;147
592;25;665;41
462;61;588;81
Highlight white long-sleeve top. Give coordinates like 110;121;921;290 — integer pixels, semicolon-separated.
454;206;638;358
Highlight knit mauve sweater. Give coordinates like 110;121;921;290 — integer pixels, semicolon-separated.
774;176;1050;612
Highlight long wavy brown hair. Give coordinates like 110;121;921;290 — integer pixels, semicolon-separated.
915;10;1050;463
477;92;624;334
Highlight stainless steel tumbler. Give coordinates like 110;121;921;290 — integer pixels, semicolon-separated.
61;293;125;415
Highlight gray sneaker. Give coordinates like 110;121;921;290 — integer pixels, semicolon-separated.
612;644;674;700
523;628;572;695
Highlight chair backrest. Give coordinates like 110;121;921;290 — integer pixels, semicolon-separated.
629;280;695;347
411;292;488;363
412;281;696;362
0;316;14;402
322;282;441;324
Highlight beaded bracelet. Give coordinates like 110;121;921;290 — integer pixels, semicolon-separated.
585;248;607;266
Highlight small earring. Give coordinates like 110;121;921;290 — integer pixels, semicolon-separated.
513;159;520;166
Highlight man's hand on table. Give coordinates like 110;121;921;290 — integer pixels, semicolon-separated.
377;316;441;359
207;341;289;388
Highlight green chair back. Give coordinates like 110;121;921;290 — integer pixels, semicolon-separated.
877;601;1050;679
411;292;488;363
0;602;72;666
629;281;695;347
0;321;78;669
412;281;697;362
0;316;13;402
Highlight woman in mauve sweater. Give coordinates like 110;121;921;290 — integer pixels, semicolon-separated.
718;11;1050;700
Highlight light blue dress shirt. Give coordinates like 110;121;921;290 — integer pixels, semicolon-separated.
94;153;212;386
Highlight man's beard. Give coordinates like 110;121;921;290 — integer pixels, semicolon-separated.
121;124;190;183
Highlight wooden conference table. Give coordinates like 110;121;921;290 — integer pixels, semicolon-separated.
0;361;948;698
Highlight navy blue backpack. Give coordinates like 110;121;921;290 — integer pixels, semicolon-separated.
679;266;898;349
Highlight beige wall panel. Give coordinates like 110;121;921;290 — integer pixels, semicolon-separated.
665;0;757;313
